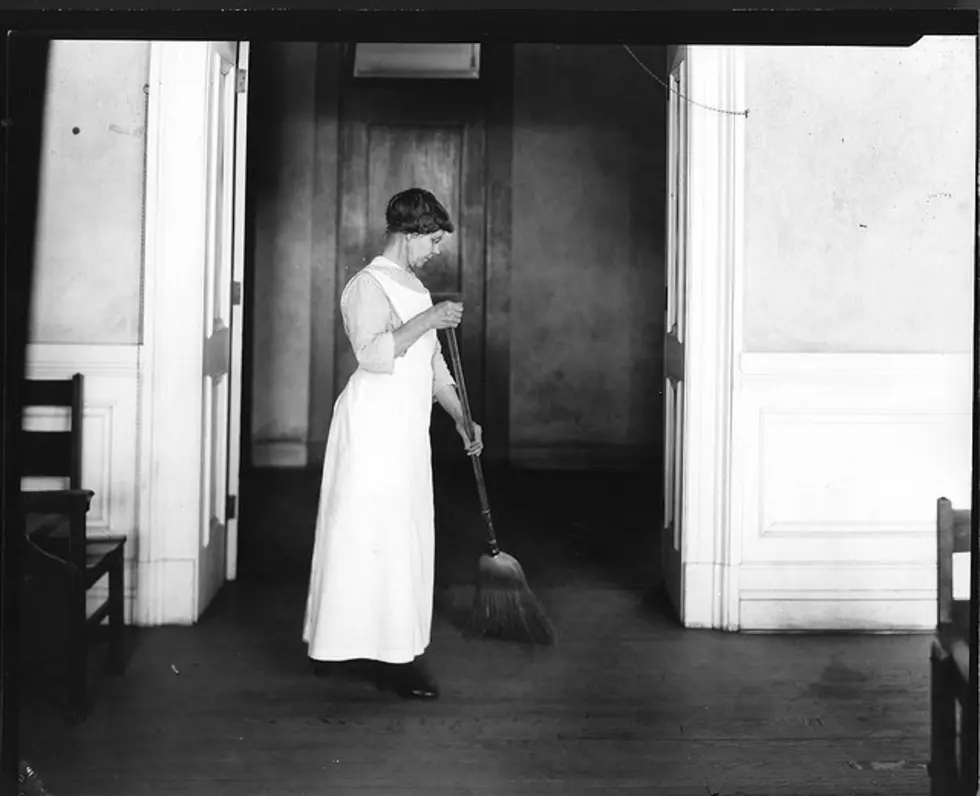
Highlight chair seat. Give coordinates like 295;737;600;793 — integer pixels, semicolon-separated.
933;635;971;704
24;515;125;580
84;538;126;576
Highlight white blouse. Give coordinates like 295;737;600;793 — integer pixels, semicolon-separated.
341;257;456;400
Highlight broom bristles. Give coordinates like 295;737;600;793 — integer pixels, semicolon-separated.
463;551;557;646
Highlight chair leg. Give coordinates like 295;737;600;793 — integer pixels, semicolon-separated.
957;709;978;796
67;576;88;723
107;550;125;675
930;644;957;795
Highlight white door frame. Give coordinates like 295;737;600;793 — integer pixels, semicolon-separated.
671;46;746;630
136;41;246;625
135;41;742;628
226;41;250;582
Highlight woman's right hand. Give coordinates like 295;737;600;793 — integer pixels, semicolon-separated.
427;301;463;330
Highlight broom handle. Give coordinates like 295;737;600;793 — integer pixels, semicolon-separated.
444;327;500;556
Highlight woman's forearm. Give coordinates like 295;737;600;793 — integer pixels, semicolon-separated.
435;384;467;429
391;312;434;358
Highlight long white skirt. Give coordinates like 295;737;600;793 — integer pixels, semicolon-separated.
302;356;435;664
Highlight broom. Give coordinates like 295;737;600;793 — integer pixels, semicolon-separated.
443;327;556;646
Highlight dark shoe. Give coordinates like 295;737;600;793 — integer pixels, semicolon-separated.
375;660;439;700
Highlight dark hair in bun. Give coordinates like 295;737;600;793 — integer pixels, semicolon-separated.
385;188;455;236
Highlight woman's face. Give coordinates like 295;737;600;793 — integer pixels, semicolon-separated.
407;230;447;269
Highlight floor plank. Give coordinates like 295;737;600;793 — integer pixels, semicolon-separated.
19;467;936;794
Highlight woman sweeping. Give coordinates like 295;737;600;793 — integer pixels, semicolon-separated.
302;188;483;700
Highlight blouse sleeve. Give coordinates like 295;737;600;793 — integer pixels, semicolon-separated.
341;273;396;374
431;336;457;400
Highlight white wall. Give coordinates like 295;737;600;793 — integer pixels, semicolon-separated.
26;40;151;623
742;39;974;354
32;40;149;345
731;37;975;631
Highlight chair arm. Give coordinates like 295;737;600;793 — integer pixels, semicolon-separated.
21;489;94;515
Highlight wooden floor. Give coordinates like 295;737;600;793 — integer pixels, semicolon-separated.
19;466;934;795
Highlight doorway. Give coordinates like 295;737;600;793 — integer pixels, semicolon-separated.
235;43;669;605
333;53;489;467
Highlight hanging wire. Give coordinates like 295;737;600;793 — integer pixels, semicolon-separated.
622;45;749;118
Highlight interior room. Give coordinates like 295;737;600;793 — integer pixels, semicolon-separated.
9;15;978;795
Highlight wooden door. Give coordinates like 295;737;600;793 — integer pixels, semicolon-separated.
336;66;487;465
662;46;690;624
199;41;245;614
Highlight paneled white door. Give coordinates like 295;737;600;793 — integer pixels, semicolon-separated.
198;41;246;614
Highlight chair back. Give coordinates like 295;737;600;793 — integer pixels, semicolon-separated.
21;374;83;489
936;496;970;632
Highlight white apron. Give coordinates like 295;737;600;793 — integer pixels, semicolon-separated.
302;261;437;664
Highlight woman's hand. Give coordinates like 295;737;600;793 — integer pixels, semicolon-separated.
427;301;463;330
456;421;484;457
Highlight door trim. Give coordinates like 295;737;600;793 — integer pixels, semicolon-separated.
137;42;220;625
226;41;250;581
678;45;745;630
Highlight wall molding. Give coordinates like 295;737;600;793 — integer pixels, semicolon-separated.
730;350;972;631
24;343;139;373
738;351;973;380
252;438;310;468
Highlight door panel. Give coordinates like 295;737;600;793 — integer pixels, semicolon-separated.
336;73;487;464
225;41;250;582
662;45;689;624
367;125;463;298
199;40;242;615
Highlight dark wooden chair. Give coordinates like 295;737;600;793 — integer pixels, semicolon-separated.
929;497;976;796
20;373;126;722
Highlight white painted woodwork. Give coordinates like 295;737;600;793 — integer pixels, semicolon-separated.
138;41;247;626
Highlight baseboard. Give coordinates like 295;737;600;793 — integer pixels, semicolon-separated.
306;439;326;466
252;438;309;468
739;598;935;632
135;558;196;626
508;442;659;471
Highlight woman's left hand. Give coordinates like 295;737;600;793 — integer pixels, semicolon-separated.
456;421;484;457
